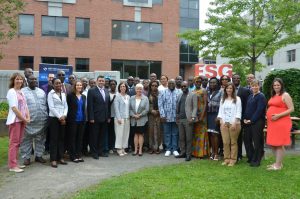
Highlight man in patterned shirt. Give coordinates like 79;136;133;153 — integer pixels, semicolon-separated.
20;75;48;165
158;79;180;157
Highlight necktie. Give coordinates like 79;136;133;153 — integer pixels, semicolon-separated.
100;89;105;101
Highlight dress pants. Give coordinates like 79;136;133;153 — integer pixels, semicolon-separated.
82;122;90;153
148;115;161;151
178;119;193;156
237;124;244;159
49;117;65;161
220;123;241;164
8;122;25;168
114;118;130;149
108;117;116;150
68;121;85;160
244;118;265;163
89;121;107;157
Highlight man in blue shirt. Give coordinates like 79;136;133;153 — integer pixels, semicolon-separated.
158;79;180;157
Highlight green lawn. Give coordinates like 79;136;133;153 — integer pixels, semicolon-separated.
73;155;300;199
0;136;8;167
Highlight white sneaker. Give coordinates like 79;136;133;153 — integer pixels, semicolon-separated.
18;165;26;169
9;167;24;173
173;151;179;156
165;151;171;157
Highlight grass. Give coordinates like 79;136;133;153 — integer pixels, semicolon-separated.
0;136;8;167
73;155;300;199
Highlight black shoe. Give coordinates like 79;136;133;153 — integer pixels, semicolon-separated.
100;153;109;157
176;154;186;158
250;161;260;167
59;160;68;165
92;155;99;160
78;158;84;162
185;156;191;161
35;156;46;164
72;159;79;163
23;159;31;166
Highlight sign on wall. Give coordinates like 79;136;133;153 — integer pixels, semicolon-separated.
39;63;73;88
194;64;233;78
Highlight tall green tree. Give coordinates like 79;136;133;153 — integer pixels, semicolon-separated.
180;0;300;75
0;0;25;60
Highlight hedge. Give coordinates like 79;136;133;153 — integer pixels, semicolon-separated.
0;102;8;119
263;68;300;117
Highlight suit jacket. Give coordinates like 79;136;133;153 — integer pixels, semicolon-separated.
176;92;198;121
67;93;86;122
114;93;130;120
237;86;251;119
62;83;72;95
87;86;110;122
129;95;149;126
127;85;136;97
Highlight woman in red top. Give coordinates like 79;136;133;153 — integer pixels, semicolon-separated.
266;78;294;170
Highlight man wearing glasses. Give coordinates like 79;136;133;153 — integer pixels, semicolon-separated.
57;70;72;94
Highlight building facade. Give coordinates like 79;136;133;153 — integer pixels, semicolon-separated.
0;0;200;79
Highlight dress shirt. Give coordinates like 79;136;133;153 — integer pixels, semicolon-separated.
158;89;178;122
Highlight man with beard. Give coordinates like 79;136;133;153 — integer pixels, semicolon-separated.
21;75;48;165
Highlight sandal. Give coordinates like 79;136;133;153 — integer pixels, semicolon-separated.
267;164;282;171
213;155;219;161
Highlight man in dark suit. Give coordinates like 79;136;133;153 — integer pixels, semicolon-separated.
127;76;136;97
57;70;72;94
232;74;251;161
87;75;111;159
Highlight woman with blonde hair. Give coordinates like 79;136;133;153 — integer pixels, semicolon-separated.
6;73;30;173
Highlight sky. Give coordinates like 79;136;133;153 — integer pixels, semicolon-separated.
199;0;212;30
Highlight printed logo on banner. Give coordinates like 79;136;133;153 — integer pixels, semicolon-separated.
194;64;233;78
39;63;73;88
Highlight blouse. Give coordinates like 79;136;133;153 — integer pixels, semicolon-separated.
6;88;28;125
217;97;242;124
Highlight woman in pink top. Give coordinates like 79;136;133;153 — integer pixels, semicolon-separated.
6;73;30;173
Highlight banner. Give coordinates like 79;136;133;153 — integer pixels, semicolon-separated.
39;63;73;88
194;64;233;78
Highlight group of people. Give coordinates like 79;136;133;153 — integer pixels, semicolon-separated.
6;68;294;173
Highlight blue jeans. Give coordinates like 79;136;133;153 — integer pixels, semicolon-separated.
163;122;178;152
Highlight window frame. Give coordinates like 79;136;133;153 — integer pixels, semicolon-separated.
41;16;69;37
76;17;90;38
18;14;35;36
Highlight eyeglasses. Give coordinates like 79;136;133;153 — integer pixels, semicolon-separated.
221;79;229;81
57;74;65;76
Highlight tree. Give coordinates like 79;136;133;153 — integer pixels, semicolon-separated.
179;0;300;75
0;0;25;60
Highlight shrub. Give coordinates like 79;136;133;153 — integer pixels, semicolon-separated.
263;68;300;117
0;102;9;119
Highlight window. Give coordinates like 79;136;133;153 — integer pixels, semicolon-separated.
124;0;151;7
19;14;34;35
267;56;273;66
42;16;68;37
152;0;163;4
112;60;162;79
76;18;90;38
112;20;162;42
180;42;199;63
41;57;68;65
19;56;34;70
75;58;89;72
287;49;296;62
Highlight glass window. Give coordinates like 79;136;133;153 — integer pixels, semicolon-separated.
189;9;199;18
150;61;161;78
180;8;189;18
124;61;136;79
189;0;199;9
180;0;189;8
76;18;90;38
19;14;34;35
112;60;123;78
180;43;188;53
149;23;162;42
112;20;162;42
180;54;189;62
76;58;89;72
19;56;34;70
137;61;149;79
180;17;199;29
112;21;121;39
189;54;199;63
287;49;296;62
42;16;68;37
41;57;68;65
128;0;148;3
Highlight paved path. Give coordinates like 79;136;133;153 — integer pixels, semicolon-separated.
0;153;182;199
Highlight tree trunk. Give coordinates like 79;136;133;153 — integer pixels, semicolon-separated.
251;57;256;76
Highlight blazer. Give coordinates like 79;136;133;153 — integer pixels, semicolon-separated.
47;89;68;119
176;92;198;121
114;93;130;120
67;93;86;122
87;86;110;122
129;95;149;126
237;86;251;119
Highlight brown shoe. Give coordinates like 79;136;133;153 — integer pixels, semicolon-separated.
23;159;31;166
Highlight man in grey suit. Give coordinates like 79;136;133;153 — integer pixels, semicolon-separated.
176;81;198;161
